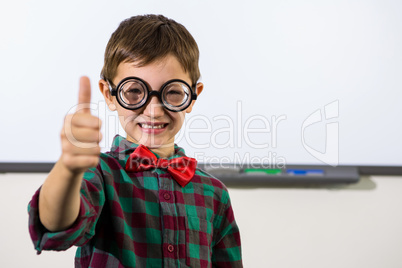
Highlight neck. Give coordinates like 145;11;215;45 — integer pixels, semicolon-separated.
149;144;175;159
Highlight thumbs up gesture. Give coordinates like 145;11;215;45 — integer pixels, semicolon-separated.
60;76;102;174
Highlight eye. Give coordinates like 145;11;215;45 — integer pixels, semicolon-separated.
166;89;185;96
126;88;143;95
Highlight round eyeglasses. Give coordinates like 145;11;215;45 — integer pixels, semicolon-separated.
108;77;198;112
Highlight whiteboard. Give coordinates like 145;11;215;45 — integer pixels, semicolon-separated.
1;0;401;167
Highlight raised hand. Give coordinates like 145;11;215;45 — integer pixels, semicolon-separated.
60;76;102;174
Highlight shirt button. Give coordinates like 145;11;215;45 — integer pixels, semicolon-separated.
163;192;171;200
167;244;174;252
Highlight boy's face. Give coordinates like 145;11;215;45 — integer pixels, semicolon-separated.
99;54;203;158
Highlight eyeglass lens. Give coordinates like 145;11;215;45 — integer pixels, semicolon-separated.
119;80;147;107
162;82;191;108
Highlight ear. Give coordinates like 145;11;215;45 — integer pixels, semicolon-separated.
185;82;204;114
99;79;117;111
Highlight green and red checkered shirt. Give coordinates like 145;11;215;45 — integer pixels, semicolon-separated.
28;135;242;267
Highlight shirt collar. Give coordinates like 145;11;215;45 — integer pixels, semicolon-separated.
109;134;187;160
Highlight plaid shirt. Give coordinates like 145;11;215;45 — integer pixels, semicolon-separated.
28;135;242;268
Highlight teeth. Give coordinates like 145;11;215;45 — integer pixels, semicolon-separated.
140;123;165;129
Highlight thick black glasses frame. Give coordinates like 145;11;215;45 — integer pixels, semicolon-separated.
108;76;197;112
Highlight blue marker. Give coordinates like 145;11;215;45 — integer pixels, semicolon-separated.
286;169;324;176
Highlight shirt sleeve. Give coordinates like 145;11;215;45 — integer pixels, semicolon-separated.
211;190;243;267
27;164;106;254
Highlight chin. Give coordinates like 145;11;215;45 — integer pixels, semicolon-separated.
134;136;171;149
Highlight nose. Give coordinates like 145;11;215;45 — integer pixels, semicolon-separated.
143;94;165;118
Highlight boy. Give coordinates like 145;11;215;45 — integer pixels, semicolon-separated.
28;14;242;268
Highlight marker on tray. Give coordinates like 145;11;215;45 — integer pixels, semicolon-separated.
286;169;324;176
243;168;282;175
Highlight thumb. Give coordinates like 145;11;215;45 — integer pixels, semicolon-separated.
76;76;92;114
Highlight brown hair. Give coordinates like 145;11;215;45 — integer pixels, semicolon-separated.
101;14;200;87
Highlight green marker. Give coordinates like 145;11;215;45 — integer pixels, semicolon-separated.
243;168;282;175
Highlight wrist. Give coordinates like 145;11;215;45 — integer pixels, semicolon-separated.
55;158;86;182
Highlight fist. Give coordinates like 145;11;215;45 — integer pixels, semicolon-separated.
60;76;102;174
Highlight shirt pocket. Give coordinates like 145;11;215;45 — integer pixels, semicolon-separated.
186;216;213;268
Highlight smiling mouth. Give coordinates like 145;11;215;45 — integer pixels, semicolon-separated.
138;123;168;129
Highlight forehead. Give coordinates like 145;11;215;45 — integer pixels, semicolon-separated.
114;55;191;88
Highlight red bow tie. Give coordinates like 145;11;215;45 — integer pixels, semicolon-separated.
125;145;197;187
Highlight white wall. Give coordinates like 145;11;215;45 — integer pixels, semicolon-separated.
2;0;402;166
1;173;401;268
